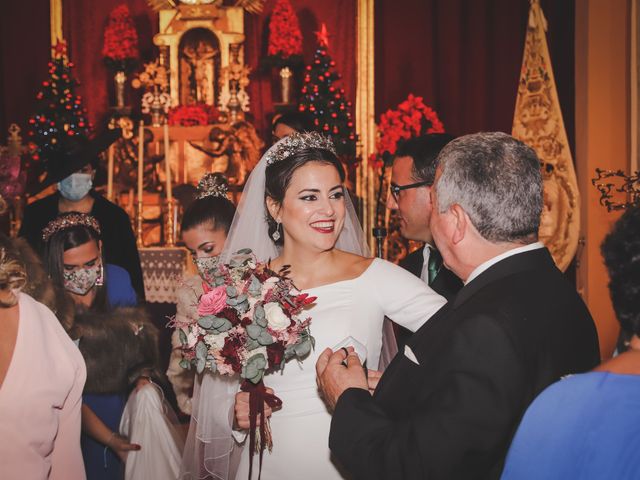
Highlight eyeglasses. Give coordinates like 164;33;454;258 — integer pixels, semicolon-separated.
389;181;429;201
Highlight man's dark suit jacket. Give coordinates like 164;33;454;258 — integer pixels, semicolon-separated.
396;248;463;348
19;190;145;300
330;247;600;480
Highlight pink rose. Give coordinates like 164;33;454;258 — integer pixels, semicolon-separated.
198;286;227;316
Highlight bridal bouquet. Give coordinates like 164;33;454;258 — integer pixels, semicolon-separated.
174;249;316;476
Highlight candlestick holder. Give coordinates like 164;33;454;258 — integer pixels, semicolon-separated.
136;200;144;248
165;198;176;247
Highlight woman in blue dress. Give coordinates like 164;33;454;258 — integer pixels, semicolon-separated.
501;205;640;480
43;212;160;480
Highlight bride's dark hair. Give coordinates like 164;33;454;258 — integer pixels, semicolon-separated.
265;147;345;245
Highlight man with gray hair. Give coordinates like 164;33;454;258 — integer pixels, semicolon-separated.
317;132;600;479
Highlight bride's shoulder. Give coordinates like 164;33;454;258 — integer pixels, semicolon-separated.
333;250;375;273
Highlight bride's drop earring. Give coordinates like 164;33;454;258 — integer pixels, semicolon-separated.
272;222;281;241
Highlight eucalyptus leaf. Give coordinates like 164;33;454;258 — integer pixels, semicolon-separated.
248;276;262;296
236;300;249;314
198;316;215;330
178;329;187;345
246;338;260;351
212;318;233;333
237;248;252;255
246;324;263;340
254;304;265;320
226;286;238;297
293;339;312;358
196;357;206;374
255;315;267;328
236;294;248;304
179;358;190;369
196;341;208;360
214;277;225;286
257;330;275;346
226;298;238;306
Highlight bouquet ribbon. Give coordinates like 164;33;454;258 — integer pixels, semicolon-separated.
240;380;283;480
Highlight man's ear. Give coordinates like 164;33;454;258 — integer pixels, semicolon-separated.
449;204;468;245
265;196;281;222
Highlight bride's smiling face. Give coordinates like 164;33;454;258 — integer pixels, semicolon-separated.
267;162;346;252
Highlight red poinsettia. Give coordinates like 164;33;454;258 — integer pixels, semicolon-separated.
266;0;303;63
168;104;221;126
372;94;445;169
102;4;139;71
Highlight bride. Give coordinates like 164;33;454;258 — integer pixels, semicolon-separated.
182;132;446;480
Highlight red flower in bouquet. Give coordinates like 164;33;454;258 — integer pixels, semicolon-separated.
372;94;445;169
102;4;139;71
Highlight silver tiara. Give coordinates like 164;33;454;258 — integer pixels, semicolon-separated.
196;173;229;200
265;132;337;166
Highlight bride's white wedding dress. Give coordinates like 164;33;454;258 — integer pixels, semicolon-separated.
235;258;445;480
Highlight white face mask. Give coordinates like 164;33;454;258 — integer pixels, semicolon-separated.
63;263;102;295
192;255;220;285
58;173;93;201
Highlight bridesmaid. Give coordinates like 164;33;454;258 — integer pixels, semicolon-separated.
167;173;236;415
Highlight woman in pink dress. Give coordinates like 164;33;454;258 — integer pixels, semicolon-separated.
0;233;87;479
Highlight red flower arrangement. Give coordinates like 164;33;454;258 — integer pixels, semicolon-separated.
167;104;221;126
263;0;303;68
102;4;139;72
372;94;445;169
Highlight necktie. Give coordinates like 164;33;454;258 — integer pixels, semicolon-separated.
427;248;442;285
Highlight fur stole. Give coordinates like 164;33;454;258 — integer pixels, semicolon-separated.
76;306;163;394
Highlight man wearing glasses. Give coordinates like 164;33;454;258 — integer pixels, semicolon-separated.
386;134;462;347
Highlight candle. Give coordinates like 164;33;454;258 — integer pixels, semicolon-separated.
107;144;114;200
137;121;144;206
164;120;172;203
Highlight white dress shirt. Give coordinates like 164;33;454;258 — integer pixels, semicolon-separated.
465;242;545;285
419;243;433;283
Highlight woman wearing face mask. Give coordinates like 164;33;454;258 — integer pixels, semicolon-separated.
166;173;235;416
43;212;161;480
19;129;145;300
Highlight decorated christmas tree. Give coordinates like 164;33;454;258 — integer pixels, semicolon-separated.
28;41;92;154
265;0;303;67
298;24;356;157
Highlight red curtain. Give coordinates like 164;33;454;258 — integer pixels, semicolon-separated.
375;0;575;147
0;0;51;137
0;1;572;150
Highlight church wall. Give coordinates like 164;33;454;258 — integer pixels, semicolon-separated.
575;0;631;359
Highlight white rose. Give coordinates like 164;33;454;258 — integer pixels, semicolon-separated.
263;302;290;331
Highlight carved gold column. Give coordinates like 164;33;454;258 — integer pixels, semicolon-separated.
356;0;376;251
50;0;64;48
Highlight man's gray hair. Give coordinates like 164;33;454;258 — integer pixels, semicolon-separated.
434;132;542;243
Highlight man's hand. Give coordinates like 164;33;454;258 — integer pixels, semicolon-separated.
234;388;276;430
316;347;368;410
367;369;383;393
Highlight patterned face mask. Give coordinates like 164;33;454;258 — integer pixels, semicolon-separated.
193;255;220;285
63;262;102;295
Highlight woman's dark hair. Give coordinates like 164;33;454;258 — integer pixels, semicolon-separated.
265;147;345;245
181;173;236;234
272;112;315;134
601;205;640;337
44;223;108;312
